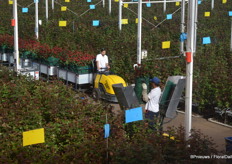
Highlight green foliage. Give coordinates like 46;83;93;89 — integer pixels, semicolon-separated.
0;66;221;163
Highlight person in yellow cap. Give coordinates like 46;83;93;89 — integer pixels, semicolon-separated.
142;77;161;130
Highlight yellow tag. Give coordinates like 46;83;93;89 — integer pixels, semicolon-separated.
123;3;128;8
59;21;67;27
154;16;158;20
222;0;227;3
65;0;70;2
121;19;128;24
114;0;119;2
162;41;171;49
61;6;67;11
9;0;13;4
23;128;45;146
175;2;180;6
162;133;169;137
204;12;210;17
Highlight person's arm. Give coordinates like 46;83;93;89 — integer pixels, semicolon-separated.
106;56;110;69
96;55;100;70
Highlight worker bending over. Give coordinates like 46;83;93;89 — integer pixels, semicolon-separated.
96;49;110;73
142;77;161;130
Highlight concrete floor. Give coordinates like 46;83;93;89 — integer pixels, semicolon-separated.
110;104;232;152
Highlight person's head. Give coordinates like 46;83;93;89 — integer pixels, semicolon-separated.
150;77;160;88
101;48;106;55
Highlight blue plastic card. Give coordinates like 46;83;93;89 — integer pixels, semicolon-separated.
180;33;187;42
22;8;28;13
202;37;211;44
229;11;232;16
198;0;201;4
92;20;99;26
125;107;143;123
87;0;91;2
146;3;151;7
34;0;39;3
104;124;110;138
166;14;172;20
90;5;95;9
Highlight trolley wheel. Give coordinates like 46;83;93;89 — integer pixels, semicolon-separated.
93;88;101;100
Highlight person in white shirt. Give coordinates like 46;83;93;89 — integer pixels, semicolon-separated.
96;49;110;72
142;77;161;130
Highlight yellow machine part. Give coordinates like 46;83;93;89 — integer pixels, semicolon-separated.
94;74;127;95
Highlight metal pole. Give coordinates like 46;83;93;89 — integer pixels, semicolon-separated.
193;0;198;53
35;0;39;39
180;0;185;54
52;0;54;10
119;0;122;30
211;0;214;10
13;0;19;72
45;0;48;21
137;0;142;65
185;0;196;140
109;0;111;14
103;0;105;7
164;0;166;13
231;20;232;51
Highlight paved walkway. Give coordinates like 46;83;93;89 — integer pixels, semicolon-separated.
110;104;232;152
163;112;232;152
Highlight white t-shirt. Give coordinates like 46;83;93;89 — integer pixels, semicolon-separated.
145;87;161;113
96;54;109;71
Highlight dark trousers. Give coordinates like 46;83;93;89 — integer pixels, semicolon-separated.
145;110;159;130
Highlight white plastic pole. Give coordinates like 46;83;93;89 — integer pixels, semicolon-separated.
52;0;54;10
137;0;142;65
211;0;214;10
35;0;39;39
119;0;122;30
164;0;166;13
231;20;232;51
185;0;196;140
45;0;48;21
13;0;19;71
193;0;198;53
180;0;185;54
109;0;111;14
103;0;105;7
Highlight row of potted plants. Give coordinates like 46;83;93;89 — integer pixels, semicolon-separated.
0;34;95;73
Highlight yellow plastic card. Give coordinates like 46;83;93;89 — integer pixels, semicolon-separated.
204;12;210;17
222;0;227;3
23;128;45;146
59;21;67;27
121;19;128;24
135;18;142;23
175;2;180;6
154;16;158;20
61;6;67;11
162;133;169;137
114;0;119;2
162;41;171;49
9;0;13;4
123;3;128;8
65;0;70;2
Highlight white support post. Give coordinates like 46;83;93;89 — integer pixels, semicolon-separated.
211;0;214;10
137;0;142;65
103;0;105;7
109;0;111;14
52;0;54;10
163;0;166;13
230;20;232;51
119;0;122;30
45;0;48;21
35;0;39;39
13;0;19;72
193;0;198;53
185;0;197;140
180;0;185;54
